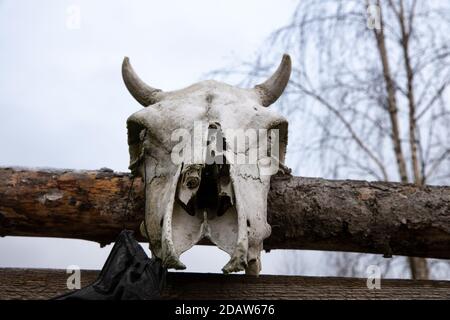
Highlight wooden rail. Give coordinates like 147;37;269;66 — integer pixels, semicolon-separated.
0;268;449;300
1;167;450;259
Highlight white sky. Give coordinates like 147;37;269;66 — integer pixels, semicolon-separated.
0;0;320;275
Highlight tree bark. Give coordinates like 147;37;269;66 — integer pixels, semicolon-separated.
373;0;430;280
395;0;429;280
398;0;421;186
372;0;409;184
1;167;449;259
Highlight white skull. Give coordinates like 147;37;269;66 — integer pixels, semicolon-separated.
123;55;291;275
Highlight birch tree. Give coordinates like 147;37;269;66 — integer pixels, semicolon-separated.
215;0;450;279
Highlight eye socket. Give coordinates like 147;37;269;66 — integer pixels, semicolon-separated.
139;128;147;141
127;118;147;145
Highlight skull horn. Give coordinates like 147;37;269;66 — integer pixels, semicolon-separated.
122;57;163;107
254;54;291;107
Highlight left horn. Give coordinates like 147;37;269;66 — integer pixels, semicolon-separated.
254;54;291;107
122;57;163;107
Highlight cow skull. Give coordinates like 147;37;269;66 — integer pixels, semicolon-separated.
122;55;291;275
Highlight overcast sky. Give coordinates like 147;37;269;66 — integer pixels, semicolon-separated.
0;0;334;275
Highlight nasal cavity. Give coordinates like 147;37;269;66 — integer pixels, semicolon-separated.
196;163;232;218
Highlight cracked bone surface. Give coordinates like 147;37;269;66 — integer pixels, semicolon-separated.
122;55;291;275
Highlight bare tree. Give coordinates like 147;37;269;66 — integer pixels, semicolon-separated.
213;0;450;279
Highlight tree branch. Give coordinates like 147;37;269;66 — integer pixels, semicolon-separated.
290;80;389;181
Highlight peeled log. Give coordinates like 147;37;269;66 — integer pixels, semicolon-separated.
0;167;449;259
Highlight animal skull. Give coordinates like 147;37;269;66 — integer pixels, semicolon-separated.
122;55;291;275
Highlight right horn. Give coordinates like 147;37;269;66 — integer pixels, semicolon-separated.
254;54;291;107
122;57;163;107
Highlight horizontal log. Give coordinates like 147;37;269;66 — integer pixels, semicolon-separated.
0;167;449;259
1;268;449;300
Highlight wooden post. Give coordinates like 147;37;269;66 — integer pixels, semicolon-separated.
1;268;450;300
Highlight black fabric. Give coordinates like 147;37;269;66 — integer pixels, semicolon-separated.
53;230;166;300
